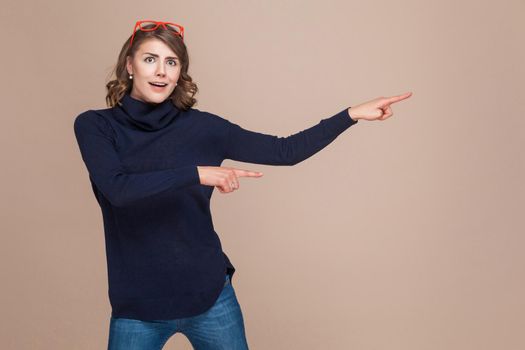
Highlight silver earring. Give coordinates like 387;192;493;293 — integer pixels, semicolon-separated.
129;74;133;79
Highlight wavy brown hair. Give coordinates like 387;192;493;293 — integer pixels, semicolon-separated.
105;23;198;110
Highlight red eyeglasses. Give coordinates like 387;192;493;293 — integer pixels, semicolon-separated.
129;20;185;47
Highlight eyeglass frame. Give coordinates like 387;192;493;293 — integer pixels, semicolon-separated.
129;20;185;48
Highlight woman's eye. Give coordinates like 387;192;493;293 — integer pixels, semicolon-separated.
144;57;177;66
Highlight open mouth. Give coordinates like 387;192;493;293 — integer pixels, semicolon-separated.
149;82;168;91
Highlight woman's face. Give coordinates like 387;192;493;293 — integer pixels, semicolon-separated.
126;38;181;104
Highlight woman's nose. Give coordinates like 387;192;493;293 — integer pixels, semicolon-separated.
156;64;166;76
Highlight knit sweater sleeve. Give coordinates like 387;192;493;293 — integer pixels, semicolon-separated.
224;107;358;165
73;112;200;207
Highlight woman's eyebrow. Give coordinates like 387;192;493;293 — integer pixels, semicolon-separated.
142;52;178;60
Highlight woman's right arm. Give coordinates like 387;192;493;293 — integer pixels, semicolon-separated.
73;112;200;207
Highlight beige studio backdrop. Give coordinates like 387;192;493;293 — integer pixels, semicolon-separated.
1;0;523;349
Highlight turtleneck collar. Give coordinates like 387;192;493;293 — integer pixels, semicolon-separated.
115;92;180;131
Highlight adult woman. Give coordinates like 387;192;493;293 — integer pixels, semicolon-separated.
73;20;411;350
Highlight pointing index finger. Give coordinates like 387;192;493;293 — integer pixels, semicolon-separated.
234;169;264;177
386;92;413;104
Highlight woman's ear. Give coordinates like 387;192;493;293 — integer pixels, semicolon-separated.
126;56;132;75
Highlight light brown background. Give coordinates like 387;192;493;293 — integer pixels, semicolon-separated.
1;0;523;349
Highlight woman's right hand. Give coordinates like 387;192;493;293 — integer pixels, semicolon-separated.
197;166;264;194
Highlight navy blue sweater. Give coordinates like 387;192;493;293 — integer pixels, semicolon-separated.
73;92;358;321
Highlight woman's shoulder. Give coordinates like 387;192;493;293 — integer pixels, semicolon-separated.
190;108;228;125
187;107;231;127
75;104;114;118
73;107;115;136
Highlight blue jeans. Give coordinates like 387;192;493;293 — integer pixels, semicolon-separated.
107;274;249;350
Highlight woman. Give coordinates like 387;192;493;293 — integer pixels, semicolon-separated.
73;20;411;350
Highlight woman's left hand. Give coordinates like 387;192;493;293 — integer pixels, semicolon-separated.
348;92;413;121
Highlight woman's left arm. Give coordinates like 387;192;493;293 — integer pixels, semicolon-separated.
222;91;413;165
224;107;358;166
